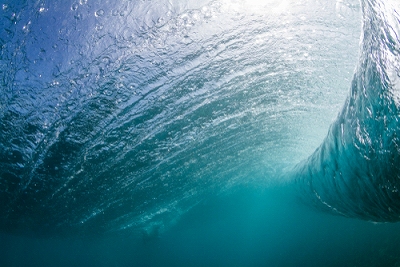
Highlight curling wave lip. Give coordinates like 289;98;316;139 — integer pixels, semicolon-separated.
294;0;400;222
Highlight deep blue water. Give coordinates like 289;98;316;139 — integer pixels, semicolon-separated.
1;0;400;266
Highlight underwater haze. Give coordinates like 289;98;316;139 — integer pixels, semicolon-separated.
1;0;400;266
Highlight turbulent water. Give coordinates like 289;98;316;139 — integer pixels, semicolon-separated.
1;0;400;266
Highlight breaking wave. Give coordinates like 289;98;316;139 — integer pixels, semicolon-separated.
295;0;400;222
4;0;396;237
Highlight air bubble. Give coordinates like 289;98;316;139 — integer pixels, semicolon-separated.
22;21;31;33
74;13;82;20
201;6;212;18
95;24;104;31
112;9;119;16
71;3;79;11
157;17;165;24
95;9;104;17
104;90;113;96
50;80;60;87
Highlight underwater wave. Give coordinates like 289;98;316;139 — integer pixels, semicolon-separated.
0;0;364;236
295;0;400;222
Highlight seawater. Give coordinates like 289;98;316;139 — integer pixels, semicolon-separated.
1;0;400;266
2;187;400;266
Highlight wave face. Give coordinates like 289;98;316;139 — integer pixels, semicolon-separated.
295;0;400;222
0;0;362;236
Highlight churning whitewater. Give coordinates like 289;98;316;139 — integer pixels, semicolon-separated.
0;0;399;240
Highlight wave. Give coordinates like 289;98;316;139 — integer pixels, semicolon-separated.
294;0;400;222
0;0;384;237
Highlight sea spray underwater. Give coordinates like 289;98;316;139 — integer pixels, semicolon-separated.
2;0;400;266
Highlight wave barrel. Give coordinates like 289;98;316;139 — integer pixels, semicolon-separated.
294;0;400;222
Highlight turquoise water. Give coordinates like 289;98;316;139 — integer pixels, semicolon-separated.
295;0;400;222
1;0;400;266
2;187;400;266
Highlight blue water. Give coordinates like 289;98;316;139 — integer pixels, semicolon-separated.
294;0;400;222
1;0;400;266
